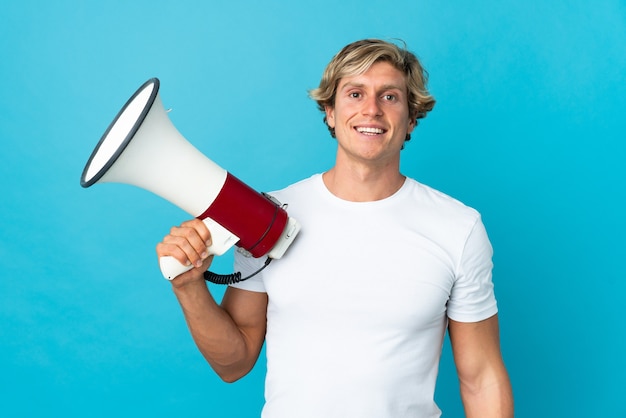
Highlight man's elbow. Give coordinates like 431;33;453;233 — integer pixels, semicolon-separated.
459;364;510;396
219;371;246;384
210;357;256;383
458;367;514;417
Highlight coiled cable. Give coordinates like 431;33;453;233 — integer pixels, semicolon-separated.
203;257;272;285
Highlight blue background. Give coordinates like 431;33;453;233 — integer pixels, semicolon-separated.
1;1;625;416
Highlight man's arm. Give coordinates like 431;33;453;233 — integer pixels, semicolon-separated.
157;219;268;383
448;314;514;417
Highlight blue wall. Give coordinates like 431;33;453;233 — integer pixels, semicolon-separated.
1;1;624;416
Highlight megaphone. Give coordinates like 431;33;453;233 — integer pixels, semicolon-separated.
81;78;300;282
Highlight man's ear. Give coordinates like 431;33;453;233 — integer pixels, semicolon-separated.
324;105;335;128
407;116;416;134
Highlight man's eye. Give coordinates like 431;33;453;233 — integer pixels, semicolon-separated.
383;94;396;101
350;92;361;98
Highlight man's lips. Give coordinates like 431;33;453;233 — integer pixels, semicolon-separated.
355;126;386;135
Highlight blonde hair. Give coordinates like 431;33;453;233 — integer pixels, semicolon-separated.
309;39;436;138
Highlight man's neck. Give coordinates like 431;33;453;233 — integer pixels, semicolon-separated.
322;165;406;202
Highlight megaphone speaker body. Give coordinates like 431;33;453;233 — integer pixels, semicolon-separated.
81;78;300;280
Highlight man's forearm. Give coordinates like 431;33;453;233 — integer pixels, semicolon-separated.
173;280;253;382
460;373;514;418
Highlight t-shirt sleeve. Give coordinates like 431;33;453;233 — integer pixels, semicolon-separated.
228;249;267;293
447;216;498;322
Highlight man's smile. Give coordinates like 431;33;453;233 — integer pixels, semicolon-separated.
355;126;387;135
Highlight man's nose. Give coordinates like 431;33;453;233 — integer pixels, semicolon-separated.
361;95;383;117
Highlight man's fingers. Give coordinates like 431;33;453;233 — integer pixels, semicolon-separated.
156;241;193;266
157;219;213;267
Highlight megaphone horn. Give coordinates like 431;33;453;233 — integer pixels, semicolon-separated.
81;78;300;282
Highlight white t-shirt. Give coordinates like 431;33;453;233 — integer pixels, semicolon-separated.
232;174;498;418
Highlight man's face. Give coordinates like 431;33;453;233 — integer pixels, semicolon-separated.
325;61;416;167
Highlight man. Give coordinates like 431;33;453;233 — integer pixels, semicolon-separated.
156;39;513;417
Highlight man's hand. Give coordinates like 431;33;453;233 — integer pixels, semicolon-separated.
156;218;214;287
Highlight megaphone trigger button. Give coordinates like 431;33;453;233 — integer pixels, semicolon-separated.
286;223;297;238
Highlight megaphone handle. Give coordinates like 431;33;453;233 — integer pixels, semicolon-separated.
159;217;240;281
159;255;194;280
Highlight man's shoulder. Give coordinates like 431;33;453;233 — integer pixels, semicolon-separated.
405;177;480;220
271;173;322;198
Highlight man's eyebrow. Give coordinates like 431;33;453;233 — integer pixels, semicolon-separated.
339;81;364;90
380;84;404;92
339;82;404;92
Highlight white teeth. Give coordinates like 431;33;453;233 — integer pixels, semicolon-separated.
356;127;384;134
